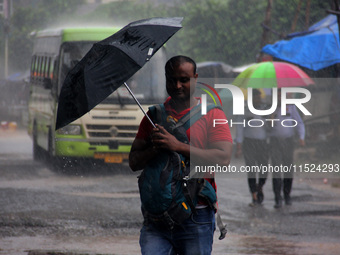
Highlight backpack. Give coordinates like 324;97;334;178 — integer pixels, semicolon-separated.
138;103;227;239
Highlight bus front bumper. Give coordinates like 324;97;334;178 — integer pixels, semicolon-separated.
55;139;131;163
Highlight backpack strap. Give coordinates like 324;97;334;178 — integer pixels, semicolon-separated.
149;103;228;239
149;103;220;130
176;104;220;130
176;103;227;240
148;104;167;125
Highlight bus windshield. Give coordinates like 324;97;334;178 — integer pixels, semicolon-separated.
59;42;167;105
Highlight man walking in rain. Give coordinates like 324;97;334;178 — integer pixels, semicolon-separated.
129;55;233;254
235;89;269;206
270;89;305;208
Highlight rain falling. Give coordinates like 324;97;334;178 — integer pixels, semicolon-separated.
0;1;340;255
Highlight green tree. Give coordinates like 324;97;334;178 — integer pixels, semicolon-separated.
1;0;84;76
0;0;335;78
172;0;331;66
168;0;266;65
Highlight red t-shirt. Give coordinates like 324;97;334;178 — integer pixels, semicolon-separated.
136;97;233;192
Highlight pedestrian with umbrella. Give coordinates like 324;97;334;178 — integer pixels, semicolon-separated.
56;17;232;253
129;55;233;254
233;61;313;209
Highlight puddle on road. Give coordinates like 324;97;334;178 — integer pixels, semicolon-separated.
0;235;140;255
214;234;340;255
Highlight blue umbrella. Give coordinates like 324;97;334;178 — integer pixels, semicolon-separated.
262;15;340;71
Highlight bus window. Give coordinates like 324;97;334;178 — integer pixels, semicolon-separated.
31;55;36;79
49;58;55;79
59;42;94;91
42;57;46;79
41;56;46;78
45;57;51;78
35;56;40;79
38;56;44;80
33;55;38;79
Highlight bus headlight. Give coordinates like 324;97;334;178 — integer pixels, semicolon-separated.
57;125;82;135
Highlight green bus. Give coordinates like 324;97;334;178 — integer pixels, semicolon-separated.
27;27;167;165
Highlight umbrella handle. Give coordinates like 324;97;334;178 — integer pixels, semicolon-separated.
124;82;157;128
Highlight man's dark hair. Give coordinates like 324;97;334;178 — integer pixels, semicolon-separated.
165;55;197;75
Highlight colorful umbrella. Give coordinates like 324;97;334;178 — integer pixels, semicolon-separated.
232;61;314;88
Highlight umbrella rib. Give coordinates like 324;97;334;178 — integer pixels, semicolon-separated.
123;82;156;128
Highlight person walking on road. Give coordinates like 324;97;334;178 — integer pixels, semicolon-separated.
129;55;233;254
270;89;305;209
235;89;269;206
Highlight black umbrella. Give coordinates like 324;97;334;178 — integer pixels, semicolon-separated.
56;17;183;130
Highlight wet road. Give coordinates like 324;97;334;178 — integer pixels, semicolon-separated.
0;130;340;255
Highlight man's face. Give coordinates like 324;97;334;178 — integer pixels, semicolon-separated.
165;62;198;102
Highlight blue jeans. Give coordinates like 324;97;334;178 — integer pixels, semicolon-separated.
140;207;216;255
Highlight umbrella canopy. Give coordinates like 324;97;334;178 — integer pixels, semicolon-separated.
262;15;340;71
56;17;183;130
232;61;314;88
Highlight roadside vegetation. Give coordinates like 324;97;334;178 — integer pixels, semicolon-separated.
0;0;332;77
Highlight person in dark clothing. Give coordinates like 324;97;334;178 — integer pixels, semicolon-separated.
269;89;305;208
235;89;269;206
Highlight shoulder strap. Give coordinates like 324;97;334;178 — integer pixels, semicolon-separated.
176;104;219;130
149;103;220;130
148;104;167;124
